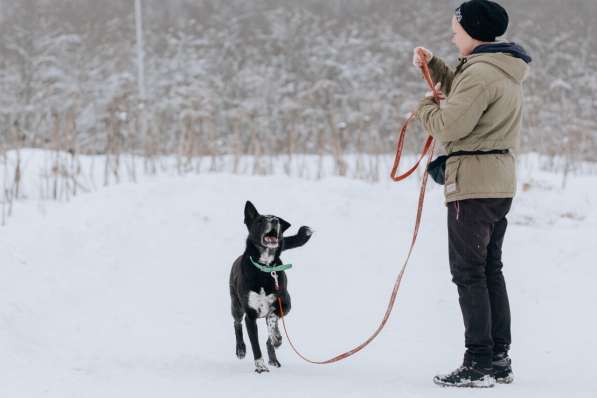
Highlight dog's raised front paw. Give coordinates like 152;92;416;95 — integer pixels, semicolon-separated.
254;358;269;374
268;358;282;368
236;343;246;359
298;226;313;240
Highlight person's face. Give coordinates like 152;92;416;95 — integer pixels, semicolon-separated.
451;15;479;57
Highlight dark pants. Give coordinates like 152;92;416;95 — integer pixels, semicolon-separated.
448;198;512;368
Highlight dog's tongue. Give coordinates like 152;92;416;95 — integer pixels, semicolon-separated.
265;236;278;244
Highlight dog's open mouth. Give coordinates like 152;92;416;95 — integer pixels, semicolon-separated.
262;228;279;247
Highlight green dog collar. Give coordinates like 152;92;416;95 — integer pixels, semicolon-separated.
249;256;293;273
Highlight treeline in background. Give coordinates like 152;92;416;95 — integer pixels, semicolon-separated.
0;0;595;217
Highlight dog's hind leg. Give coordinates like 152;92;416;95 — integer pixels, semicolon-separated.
230;289;246;359
245;315;269;373
234;319;246;359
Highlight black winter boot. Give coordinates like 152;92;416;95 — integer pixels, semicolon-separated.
433;362;496;388
493;352;514;384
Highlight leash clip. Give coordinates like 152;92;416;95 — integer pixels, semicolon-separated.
271;271;279;290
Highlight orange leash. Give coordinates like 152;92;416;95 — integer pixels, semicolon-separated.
390;48;439;182
276;49;438;364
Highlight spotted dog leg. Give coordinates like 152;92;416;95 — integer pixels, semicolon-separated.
266;315;282;367
266;337;281;368
266;313;282;348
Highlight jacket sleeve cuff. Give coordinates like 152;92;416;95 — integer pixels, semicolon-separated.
415;97;438;118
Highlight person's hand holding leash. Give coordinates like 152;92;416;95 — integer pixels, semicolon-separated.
425;82;446;105
413;47;433;67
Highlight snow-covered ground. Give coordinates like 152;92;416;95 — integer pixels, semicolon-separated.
1;154;595;397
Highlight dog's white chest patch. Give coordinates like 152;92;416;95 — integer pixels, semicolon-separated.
259;249;275;265
248;288;276;318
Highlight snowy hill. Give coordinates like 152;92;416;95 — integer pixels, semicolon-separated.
0;167;595;397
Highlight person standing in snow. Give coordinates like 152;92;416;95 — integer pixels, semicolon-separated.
413;0;531;388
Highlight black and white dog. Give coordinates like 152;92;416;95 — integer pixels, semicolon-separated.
229;201;312;373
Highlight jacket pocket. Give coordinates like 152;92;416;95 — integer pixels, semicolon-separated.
444;157;462;195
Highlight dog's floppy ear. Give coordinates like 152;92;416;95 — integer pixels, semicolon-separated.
278;217;291;233
244;201;259;226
